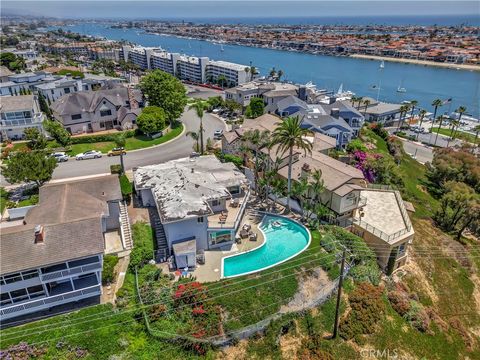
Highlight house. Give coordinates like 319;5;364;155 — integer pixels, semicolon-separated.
350;186;415;272
0;95;45;141
0;175;131;322
0;66;14;83
225;81;299;108
348;97;402;124
51;86;143;134
134;156;250;267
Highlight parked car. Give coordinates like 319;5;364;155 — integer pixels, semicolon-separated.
75;150;102;160
51;152;69;162
107;147;127;157
214;129;223;139
190;151;200;158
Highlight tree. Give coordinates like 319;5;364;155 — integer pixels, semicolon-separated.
206;96;224;110
245;98;265;119
362;98;371;116
2;151;57;187
113;133;127;173
43;120;71;147
24;128;48;150
473;125;480;151
416;109;427;141
136;106;167;136
139;70;187;123
433;115;445;147
188;100;207;154
186;130;200;152
272;116;313;211
355;96;363;109
409;99;418;120
217;75;227;88
242;129;270;190
277;69;284;81
453;106;467;140
431;98;443;128
396;104;411;130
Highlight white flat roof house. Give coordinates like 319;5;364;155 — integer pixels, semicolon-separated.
0;95;45;141
134;156;250;267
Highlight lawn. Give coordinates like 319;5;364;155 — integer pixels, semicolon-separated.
430;126;478;144
1;125;184;156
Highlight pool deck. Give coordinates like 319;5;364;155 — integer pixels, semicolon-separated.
192;210;266;282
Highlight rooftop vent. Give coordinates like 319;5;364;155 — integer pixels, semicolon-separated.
34;225;45;244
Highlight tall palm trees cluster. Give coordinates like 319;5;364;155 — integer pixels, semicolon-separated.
241;116;319;214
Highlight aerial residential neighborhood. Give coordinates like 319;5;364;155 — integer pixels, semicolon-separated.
0;1;479;359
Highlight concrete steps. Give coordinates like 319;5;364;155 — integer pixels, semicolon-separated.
148;208;169;262
119;202;133;250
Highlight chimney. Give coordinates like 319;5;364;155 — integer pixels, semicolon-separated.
127;86;139;110
34;225;45;244
331;108;340;118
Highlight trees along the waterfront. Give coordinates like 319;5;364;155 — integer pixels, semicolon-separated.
362;98;371;115
434;115;446;147
453;106;467;139
272;116;313;212
431;98;443;126
416;109;427;141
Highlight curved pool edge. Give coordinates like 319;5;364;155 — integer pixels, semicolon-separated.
220;212;312;279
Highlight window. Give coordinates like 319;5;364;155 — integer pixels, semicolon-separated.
100;109;112;117
68;256;99;268
4;273;22;284
71;114;82;120
64;88;71;94
397;243;407;257
113;120;118;125
197;217;204;223
1;293;11;306
100;122;105;128
211;199;220;207
22;270;38;280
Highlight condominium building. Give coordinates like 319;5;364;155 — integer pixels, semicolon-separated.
0;95;45;141
120;45;248;86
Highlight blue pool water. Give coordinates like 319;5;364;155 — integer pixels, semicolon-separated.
222;215;311;278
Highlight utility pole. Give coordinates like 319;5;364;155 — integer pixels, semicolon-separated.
332;248;346;339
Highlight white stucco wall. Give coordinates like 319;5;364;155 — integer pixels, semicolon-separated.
163;217;209;251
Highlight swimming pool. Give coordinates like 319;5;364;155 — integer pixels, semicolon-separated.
222;214;311;278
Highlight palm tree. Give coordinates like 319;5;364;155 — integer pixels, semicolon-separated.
272;116;313;211
447;119;459;147
188;100;207;154
433;115;445;147
244;67;250;80
277;70;284;81
185;130;200;152
362;99;371;116
242;129;270;191
473;125;480;153
397;104;411;130
431;99;443;126
356;96;363;110
416;109;427;141
249;66;258;81
409;100;418;122
453;106;467;139
269;67;277;79
113;133;127;174
350;96;358;108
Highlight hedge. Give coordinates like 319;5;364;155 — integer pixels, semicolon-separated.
70;130;136;144
102;255;119;285
119;175;133;197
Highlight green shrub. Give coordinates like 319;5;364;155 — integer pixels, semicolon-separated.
346;139;367;153
129;223;155;271
220;153;243;168
70;130;135;144
320;233;337;253
102;255;119;284
110;164;122;174
119;175;133;198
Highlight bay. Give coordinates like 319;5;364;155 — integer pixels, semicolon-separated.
60;23;480;117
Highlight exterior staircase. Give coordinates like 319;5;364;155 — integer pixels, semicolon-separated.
119;201;133;251
148;208;169;262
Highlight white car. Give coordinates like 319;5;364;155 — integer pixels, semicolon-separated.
75;150;102;160
214;129;223;138
51;152;69;162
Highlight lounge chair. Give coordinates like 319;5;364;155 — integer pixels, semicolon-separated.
240;229;249;239
249;233;258;241
243;223;251;232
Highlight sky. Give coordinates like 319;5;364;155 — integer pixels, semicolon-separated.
2;1;479;20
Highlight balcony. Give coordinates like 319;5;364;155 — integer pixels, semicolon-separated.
41;262;102;282
340;195;367;214
0;284;101;320
208;190;250;230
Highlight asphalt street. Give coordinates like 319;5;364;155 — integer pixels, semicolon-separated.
29;109;225;182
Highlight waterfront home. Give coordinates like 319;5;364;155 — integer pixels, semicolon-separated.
134;156;250;268
225;81;299;107
51;86;143;134
349;97;402;124
0;175;131;322
0;95;45;141
350;186;415;272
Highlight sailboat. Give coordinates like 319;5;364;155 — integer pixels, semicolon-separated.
397;79;406;93
220;44;224;52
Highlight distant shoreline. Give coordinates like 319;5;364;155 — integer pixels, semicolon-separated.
350;54;480;72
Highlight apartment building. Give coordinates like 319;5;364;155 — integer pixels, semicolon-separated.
134;156;250;266
0;175;126;322
0;95;45;141
120;45;247;86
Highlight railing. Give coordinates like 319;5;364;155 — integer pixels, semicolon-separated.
0;285;101;317
208;189;250;230
352;217;411;243
340;195;367;213
40;262;101;282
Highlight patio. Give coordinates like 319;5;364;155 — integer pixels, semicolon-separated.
207;195;248;228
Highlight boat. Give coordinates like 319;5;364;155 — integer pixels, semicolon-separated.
397;80;407;93
220;44;224;52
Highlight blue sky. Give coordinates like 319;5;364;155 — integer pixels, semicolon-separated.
3;1;478;19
